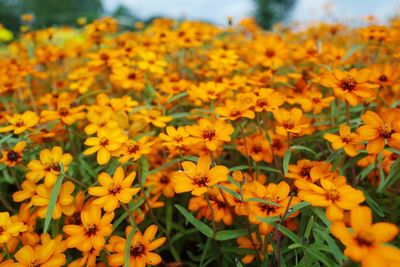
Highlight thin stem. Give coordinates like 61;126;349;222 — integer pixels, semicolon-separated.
345;102;350;126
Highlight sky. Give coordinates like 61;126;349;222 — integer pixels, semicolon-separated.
103;0;400;25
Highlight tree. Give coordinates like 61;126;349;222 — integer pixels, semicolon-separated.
254;0;297;29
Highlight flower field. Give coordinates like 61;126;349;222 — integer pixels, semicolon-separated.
0;16;400;267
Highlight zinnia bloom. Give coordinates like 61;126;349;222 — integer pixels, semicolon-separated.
331;206;400;267
0;111;39;134
324;124;364;156
173;156;229;196
88;167;140;212
357;110;400;154
0;141;26;166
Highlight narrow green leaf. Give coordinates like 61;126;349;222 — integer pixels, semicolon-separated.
167;92;188;103
229;165;249;172
216;184;241;200
378;158;400;193
149;158;180;175
290;145;318;157
254;165;282;174
358;188;384;217
124;228;136;267
140;157;149;184
311;207;331;227
43;163;65;233
356;163;375;181
277;224;301;243
175;204;213;238
169;112;192;119
307;248;337;267
304;216;314;240
215;229;248;241
256;216;280;226
246;197;280;207
0;134;12;145
341;44;364;62
284;202;309;219
283;149;291;175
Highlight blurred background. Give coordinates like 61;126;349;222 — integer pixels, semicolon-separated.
0;0;399;33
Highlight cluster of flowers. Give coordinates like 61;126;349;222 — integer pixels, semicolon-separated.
0;15;400;267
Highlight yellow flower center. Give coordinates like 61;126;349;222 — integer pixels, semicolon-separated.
340;76;357;91
130;242;146;257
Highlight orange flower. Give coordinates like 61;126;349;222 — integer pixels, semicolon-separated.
0;141;26;166
0;111;39;134
173;156;229;196
186;118;234;151
159;126;190;148
324;124;364;156
88;167;140;212
41;94;86;125
83;128;128;165
252;88;284;112
108;225;166;266
146;170;176;198
298;178;365;221
117;137;154;163
63;205;114;252
331;206;400;267
26;146;73;186
273;108;306;136
215;100;255;121
357;110;400;154
320;68;379;106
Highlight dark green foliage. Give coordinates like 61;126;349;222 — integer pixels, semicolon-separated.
254;0;297;29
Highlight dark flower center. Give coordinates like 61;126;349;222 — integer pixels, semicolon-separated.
283;119;295;130
160;175;170;184
58;107;69;117
193;175;209;187
28;259;41;267
109;184;121;195
326;190;340;201
130;242;146;257
7;150;20;162
378;74;388;82
340;76;358;91
379;124;393;139
202;128;216;140
85;224;98;236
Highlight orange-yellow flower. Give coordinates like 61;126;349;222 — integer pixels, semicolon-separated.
83;128;128;165
215;100;255;121
186;118;234;151
173;156;229;196
0;212;27;243
320;68;379;106
88;166;140;212
0;141;26;166
324;124;364;156
0;111;39;134
63;205;114;252
273;108;307;136
252;88;284;112
117;137;154;163
298;179;365;221
159;126;190;148
331;206;400;267
357;110;400;154
26;146;73;186
108;225;166;267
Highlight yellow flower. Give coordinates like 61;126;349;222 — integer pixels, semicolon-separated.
331;206;400;267
137;51;167;74
108;225;166;267
118;137;154;163
64;205;114;252
0;212;27;243
26;146;73;187
324;124;364;156
186;118;234;151
173;156;229;196
88;166;140;212
0;141;26;166
159;126;190;148
0;111;39;134
215;100;255;121
83;128;128;165
30;181;75;219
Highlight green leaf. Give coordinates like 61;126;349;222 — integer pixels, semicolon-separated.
43;163;65;233
283;202;309;219
149;158;180;175
311;207;331;227
313;227;345;263
140;157;149;184
246;197;280;206
277;224;301;243
307;248;337;267
304;216;314;240
0;134;12;145
283;149;291;175
124;228;136;267
358;188;384;217
143;82;155;104
215;229;248;241
229;165;249;172
256;216;280;226
290;145;318;157
378;158;400;193
167;92;188;103
175;204;213;238
341;44;364;62
169;112;192;119
216;184;241;200
254;165;282;174
356;163;375;181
